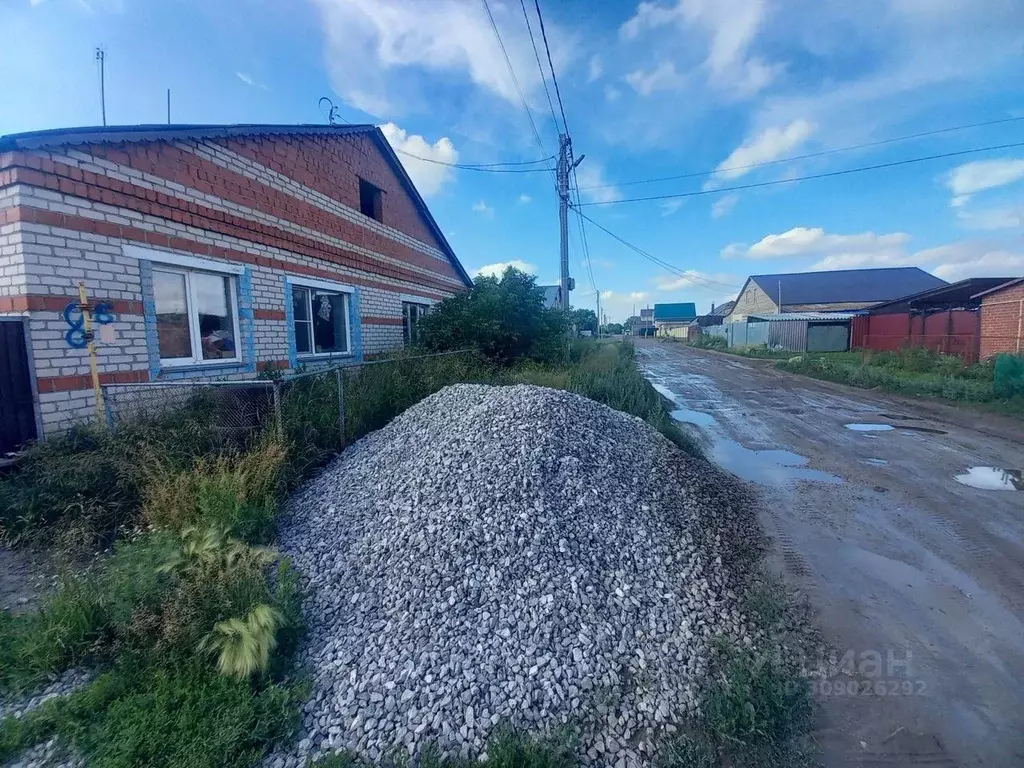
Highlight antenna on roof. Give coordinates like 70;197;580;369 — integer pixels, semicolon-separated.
318;96;349;126
95;47;107;126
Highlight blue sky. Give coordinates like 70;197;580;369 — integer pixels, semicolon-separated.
2;0;1023;320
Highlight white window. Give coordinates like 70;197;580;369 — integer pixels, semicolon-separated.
402;301;429;344
292;285;351;356
153;267;240;366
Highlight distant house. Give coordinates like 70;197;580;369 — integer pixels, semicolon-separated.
633;307;655;336
654;302;697;336
727;267;946;322
973;278;1024;359
540;285;564;309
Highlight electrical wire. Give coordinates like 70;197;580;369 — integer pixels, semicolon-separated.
577;116;1024;191
575;141;1024;206
574;208;743;290
480;0;555;191
519;0;561;136
533;0;569;136
394;148;555;173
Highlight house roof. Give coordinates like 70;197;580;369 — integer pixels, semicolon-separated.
971;277;1024;299
654;302;697;321
747;311;864;321
869;277;1018;312
540;285;562;309
746;267;946;306
0;123;473;288
710;300;735;317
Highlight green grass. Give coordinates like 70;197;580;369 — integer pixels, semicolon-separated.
776;348;1024;416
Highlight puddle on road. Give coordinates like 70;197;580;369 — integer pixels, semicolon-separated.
954;467;1023;491
670;407;716;428
861;458;889;466
654;378;843;486
709;441;843;486
845;423;895;432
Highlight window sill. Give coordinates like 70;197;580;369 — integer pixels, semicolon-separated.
297;351;353;362
157;360;247;375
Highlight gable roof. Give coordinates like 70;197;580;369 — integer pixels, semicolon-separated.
654;302;697;321
540;285;562;309
0;123;473;288
710;300;735;317
746;267;946;306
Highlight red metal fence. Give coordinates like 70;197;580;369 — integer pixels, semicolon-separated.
851;310;980;362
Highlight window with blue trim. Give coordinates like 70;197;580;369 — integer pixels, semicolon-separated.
153;266;240;366
291;286;350;356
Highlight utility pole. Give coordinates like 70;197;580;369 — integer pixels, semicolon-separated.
596;291;601;337
557;134;570;310
778;280;782;312
557;133;584;311
96;48;106;126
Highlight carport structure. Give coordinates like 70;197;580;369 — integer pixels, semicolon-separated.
746;312;861;352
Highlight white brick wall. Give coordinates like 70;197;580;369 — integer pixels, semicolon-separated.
0;223;27;300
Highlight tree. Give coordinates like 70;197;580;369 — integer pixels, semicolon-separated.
416;267;568;364
570;308;598;334
603;322;624;335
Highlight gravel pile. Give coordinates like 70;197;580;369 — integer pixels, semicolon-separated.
277;384;758;766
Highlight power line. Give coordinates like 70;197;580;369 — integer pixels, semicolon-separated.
577;116;1024;191
519;0;561;136
575;209;743;290
576;141;1024;206
480;0;552;179
394;148;555;173
533;0;569;136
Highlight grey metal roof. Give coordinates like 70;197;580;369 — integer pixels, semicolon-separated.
971;277;1024;299
748;311;864;321
747;267;946;305
710;300;735;317
0;123;473;288
540;285;561;309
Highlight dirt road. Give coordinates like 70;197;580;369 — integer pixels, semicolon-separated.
637;340;1024;768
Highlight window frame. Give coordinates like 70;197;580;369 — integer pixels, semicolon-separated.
152;265;242;368
402;301;430;345
358;178;383;222
290;277;354;359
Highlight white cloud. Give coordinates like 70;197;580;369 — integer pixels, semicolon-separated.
473;260;535;278
517;193;532;204
311;0;573;116
927;247;1024;282
711;193;739;218
380;122;458;196
705;120;814;187
605;85;622;102
625;60;687;96
588;54;603;83
957;204;1024;231
946;158;1024;206
724;226;911;263
574;163;623;204
660;199;685;217
653;271;740;292
471;199;495;217
619;0;777;98
235;72;267;90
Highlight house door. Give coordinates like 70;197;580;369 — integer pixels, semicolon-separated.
0;319;37;454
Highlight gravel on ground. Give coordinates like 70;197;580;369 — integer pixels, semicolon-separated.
274;384;762;766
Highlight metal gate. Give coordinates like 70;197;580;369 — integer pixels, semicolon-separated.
807;323;850;352
0;318;37;454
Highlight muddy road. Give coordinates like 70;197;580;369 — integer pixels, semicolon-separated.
637;341;1024;768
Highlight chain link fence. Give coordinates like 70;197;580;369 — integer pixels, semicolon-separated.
101;349;476;451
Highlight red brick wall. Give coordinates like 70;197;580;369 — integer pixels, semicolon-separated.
223;132;444;253
980;283;1024;359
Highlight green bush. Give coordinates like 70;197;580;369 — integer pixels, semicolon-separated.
416;267;569;364
690;334;727;350
995;353;1024;397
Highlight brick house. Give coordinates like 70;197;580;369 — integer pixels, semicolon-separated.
975;278;1024;359
0;124;473;448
